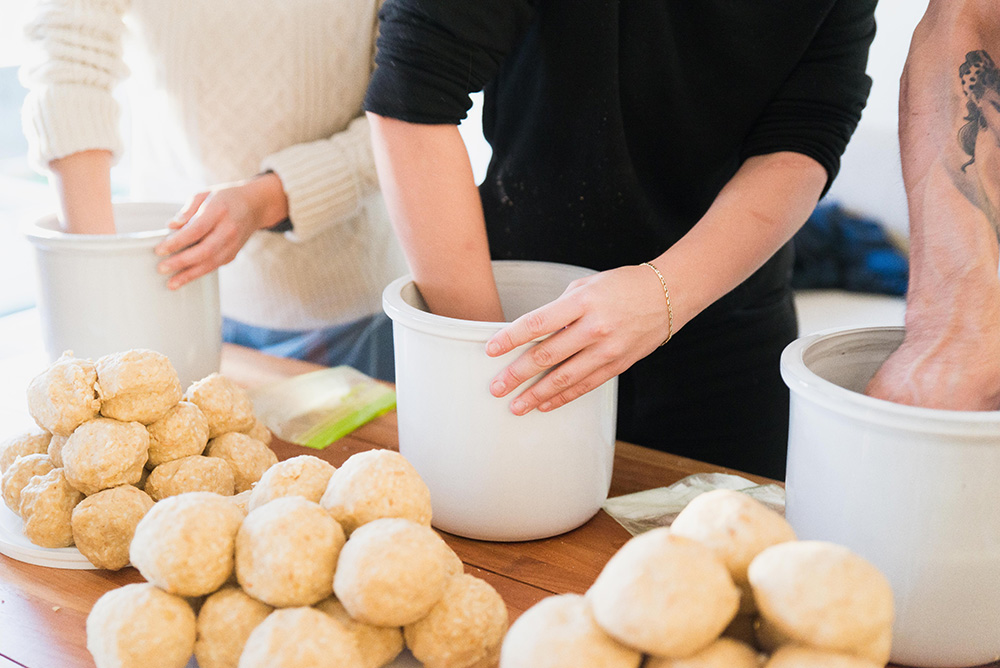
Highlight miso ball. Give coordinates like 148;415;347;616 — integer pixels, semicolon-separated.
26;352;100;436
144;455;236;501
247;455;335;512
20;468;84;548
62;418;149;495
764;645;883;668
333;518;453;627
404;574;508;668
96;349;183;424
194;585;273;668
47;433;68;468
242;417;272;446
320;449;432;534
239;607;364;668
1;453;54;516
72;485;155;570
587;528;740;658
205;432;277;493
146;401;210;468
183;373;255;438
130;492;245;597
314;596;404;668
87;582;196;668
0;429;51;473
499;593;642;668
644;637;761;668
236;496;346;607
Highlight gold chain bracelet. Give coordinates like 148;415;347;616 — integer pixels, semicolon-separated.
640;261;673;346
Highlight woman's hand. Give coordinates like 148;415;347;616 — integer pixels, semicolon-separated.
485;264;672;415
154;172;289;289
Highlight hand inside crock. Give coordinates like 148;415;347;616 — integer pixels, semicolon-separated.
154;173;288;290
486;264;671;415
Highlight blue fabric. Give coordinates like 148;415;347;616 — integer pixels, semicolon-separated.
792;202;909;296
222;313;396;382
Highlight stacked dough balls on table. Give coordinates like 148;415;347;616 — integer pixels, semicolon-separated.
87;447;508;668
0;349;276;569
500;489;895;668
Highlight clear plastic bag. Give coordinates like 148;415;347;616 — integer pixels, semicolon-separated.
602;472;786;537
250;366;396;449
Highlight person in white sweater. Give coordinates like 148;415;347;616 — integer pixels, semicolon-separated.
20;0;408;380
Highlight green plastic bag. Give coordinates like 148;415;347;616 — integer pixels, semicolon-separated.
250;366;396;449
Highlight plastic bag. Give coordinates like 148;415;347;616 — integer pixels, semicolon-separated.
602;472;786;537
250;366;396;449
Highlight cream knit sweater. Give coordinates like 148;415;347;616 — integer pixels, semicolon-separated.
20;0;408;331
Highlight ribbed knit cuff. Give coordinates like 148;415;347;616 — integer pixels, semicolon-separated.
260;139;363;243
22;84;123;173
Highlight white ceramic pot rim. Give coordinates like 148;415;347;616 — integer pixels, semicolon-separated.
382;260;583;343
23;202;175;252
781;326;1000;437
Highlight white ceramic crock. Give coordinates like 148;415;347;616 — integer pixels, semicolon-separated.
781;326;1000;668
383;260;618;542
25;202;222;389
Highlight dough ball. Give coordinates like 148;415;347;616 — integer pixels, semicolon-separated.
205;432;277;493
315;596;404;668
670;489;796;586
499;593;642;668
145;455;236;501
194;585;273;668
47;433;68;468
96;349;183;424
0;429;51;473
320;449;432;534
239;606;364;668
230;490;252;515
72;485;156;570
183;373;255;438
243;417;272;446
130;492;245;597
146;401;210;468
333;518;452;627
87;582;196;668
748;541;894;655
26;352;100;436
62;418;149;495
236;496;345;607
404;573;508;668
247;455;335;512
443;544;464;577
587;528;740;658
763;646;882;668
2;453;55;516
644;637;761;668
20;468;84;548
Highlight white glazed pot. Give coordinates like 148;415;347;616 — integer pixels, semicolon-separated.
25;202;222;389
781;326;1000;668
383;260;618;542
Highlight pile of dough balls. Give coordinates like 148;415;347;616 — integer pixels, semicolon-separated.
0;349;276;569
500;489;895;668
87;448;509;668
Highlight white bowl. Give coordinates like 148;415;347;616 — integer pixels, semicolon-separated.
781;326;1000;667
383;260;618;542
24;202;221;388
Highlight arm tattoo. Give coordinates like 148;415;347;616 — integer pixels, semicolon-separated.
958;50;1000;172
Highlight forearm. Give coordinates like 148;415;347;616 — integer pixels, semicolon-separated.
653;152;828;331
367;112;503;321
48;150;115;234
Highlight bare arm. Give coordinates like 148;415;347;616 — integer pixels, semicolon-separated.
48;150;116;234
866;0;1000;409
367;112;503;321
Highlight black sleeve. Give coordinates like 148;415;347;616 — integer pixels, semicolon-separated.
363;0;537;124
740;0;877;195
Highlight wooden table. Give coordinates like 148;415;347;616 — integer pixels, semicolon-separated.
0;345;994;668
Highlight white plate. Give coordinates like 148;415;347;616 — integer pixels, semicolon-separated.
0;504;97;569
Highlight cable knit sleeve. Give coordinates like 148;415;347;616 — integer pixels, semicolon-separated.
259;115;378;242
19;0;131;173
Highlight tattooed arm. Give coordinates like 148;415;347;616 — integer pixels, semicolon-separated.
866;0;1000;409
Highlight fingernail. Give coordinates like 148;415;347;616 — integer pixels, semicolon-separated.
539;401;552;412
157;263;170;274
490;380;506;396
486;341;501;356
167;279;180;290
511;399;526;415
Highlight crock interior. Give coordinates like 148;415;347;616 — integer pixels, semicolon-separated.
802;327;905;394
